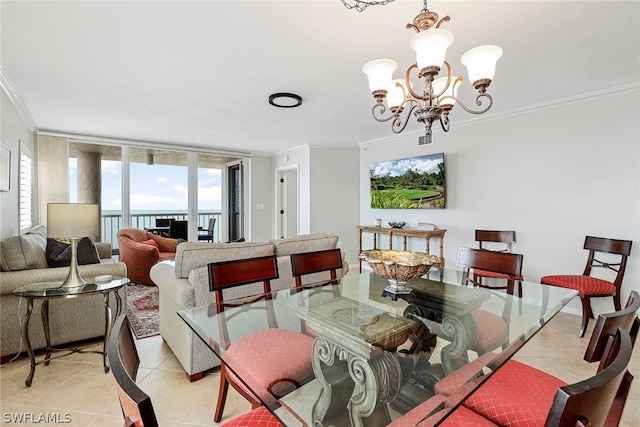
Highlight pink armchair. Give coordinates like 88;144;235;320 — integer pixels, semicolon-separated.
117;228;178;285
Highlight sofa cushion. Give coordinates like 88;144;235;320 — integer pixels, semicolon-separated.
271;233;339;257
174;241;275;279
0;225;48;272
45;237;101;267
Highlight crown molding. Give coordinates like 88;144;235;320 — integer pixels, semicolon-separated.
0;66;37;130
359;83;640;148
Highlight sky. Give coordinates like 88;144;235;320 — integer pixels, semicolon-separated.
69;159;222;212
370;153;444;178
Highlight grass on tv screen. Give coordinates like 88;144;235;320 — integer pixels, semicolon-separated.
370;153;445;209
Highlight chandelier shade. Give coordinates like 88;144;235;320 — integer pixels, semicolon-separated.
461;45;503;88
362;0;502;145
433;76;461;106
409;28;454;70
362;59;398;92
387;79;412;110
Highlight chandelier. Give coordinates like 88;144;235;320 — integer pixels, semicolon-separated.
341;0;395;12
362;0;503;145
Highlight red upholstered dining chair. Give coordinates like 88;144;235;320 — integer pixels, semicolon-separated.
457;247;524;355
472;230;524;297
109;314;283;427
541;236;632;337
208;255;314;423
290;248;343;292
461;291;639;427
290;248;343;334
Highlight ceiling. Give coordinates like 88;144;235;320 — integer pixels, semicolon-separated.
2;1;639;157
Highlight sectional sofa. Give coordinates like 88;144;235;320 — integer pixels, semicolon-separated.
150;233;348;381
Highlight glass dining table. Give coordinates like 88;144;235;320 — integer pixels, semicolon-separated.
178;268;577;426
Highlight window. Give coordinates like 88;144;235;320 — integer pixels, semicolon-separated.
19;143;33;231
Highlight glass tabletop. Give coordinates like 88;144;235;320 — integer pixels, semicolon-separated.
12;276;129;298
179;268;577;426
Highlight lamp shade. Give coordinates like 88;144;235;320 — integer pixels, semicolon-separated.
387;79;412;109
47;203;99;239
433;76;462;105
410;28;454;70
461;45;503;83
362;59;398;92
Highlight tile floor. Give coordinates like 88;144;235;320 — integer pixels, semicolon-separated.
1;311;638;426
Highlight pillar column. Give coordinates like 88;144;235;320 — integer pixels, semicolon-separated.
77;151;102;241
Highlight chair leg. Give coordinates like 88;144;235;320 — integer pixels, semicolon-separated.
613;293;622;312
214;365;230;422
579;295;594;338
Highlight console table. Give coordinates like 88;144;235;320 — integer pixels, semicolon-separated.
357;226;447;272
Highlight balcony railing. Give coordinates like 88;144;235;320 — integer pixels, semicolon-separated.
102;211;222;250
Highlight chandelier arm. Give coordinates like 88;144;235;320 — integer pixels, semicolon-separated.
439;111;451;132
432;61;453;100
405;64;425;101
453;92;494;115
391;104;418;134
371;103;396;123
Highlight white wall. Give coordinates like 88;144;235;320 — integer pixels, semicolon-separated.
309;146;360;264
359;89;640;316
0;90;35;239
246;155;273;242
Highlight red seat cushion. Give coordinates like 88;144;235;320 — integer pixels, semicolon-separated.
471;310;508;351
433;406;499;426
540;275;615;296
434;352;497;396
220;406;283;426
388;395;447;427
473;268;524;281
224;328;314;403
463;359;567;426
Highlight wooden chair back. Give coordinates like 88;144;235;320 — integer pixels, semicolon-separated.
545;327;633;427
456;247;523;295
582;236;632;298
475;230;516;253
207;255;280;348
290;248;343;290
584;290;640;364
108;315;158;427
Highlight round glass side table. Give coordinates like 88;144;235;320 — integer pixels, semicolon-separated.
12;276;129;387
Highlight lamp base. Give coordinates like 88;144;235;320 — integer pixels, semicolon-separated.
59;238;88;289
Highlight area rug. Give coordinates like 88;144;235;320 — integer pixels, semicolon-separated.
126;283;160;339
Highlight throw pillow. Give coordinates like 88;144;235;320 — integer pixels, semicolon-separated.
0;225;48;271
46;237;101;267
141;239;159;249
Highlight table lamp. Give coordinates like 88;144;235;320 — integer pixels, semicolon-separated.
47;203;99;288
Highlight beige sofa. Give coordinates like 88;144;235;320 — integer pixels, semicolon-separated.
0;225;128;361
149;233;348;381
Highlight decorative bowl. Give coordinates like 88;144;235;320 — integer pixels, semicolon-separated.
360;250;441;295
388;221;406;229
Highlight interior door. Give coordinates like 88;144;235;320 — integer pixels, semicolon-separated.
276;167;298;239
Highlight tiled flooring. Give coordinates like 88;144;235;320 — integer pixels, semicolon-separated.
1;311;638;426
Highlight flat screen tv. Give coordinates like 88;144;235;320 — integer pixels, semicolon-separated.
370;153;445;209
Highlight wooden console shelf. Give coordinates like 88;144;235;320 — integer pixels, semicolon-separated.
357;226;447;272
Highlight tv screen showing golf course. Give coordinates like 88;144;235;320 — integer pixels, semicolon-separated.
370;153;445;209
